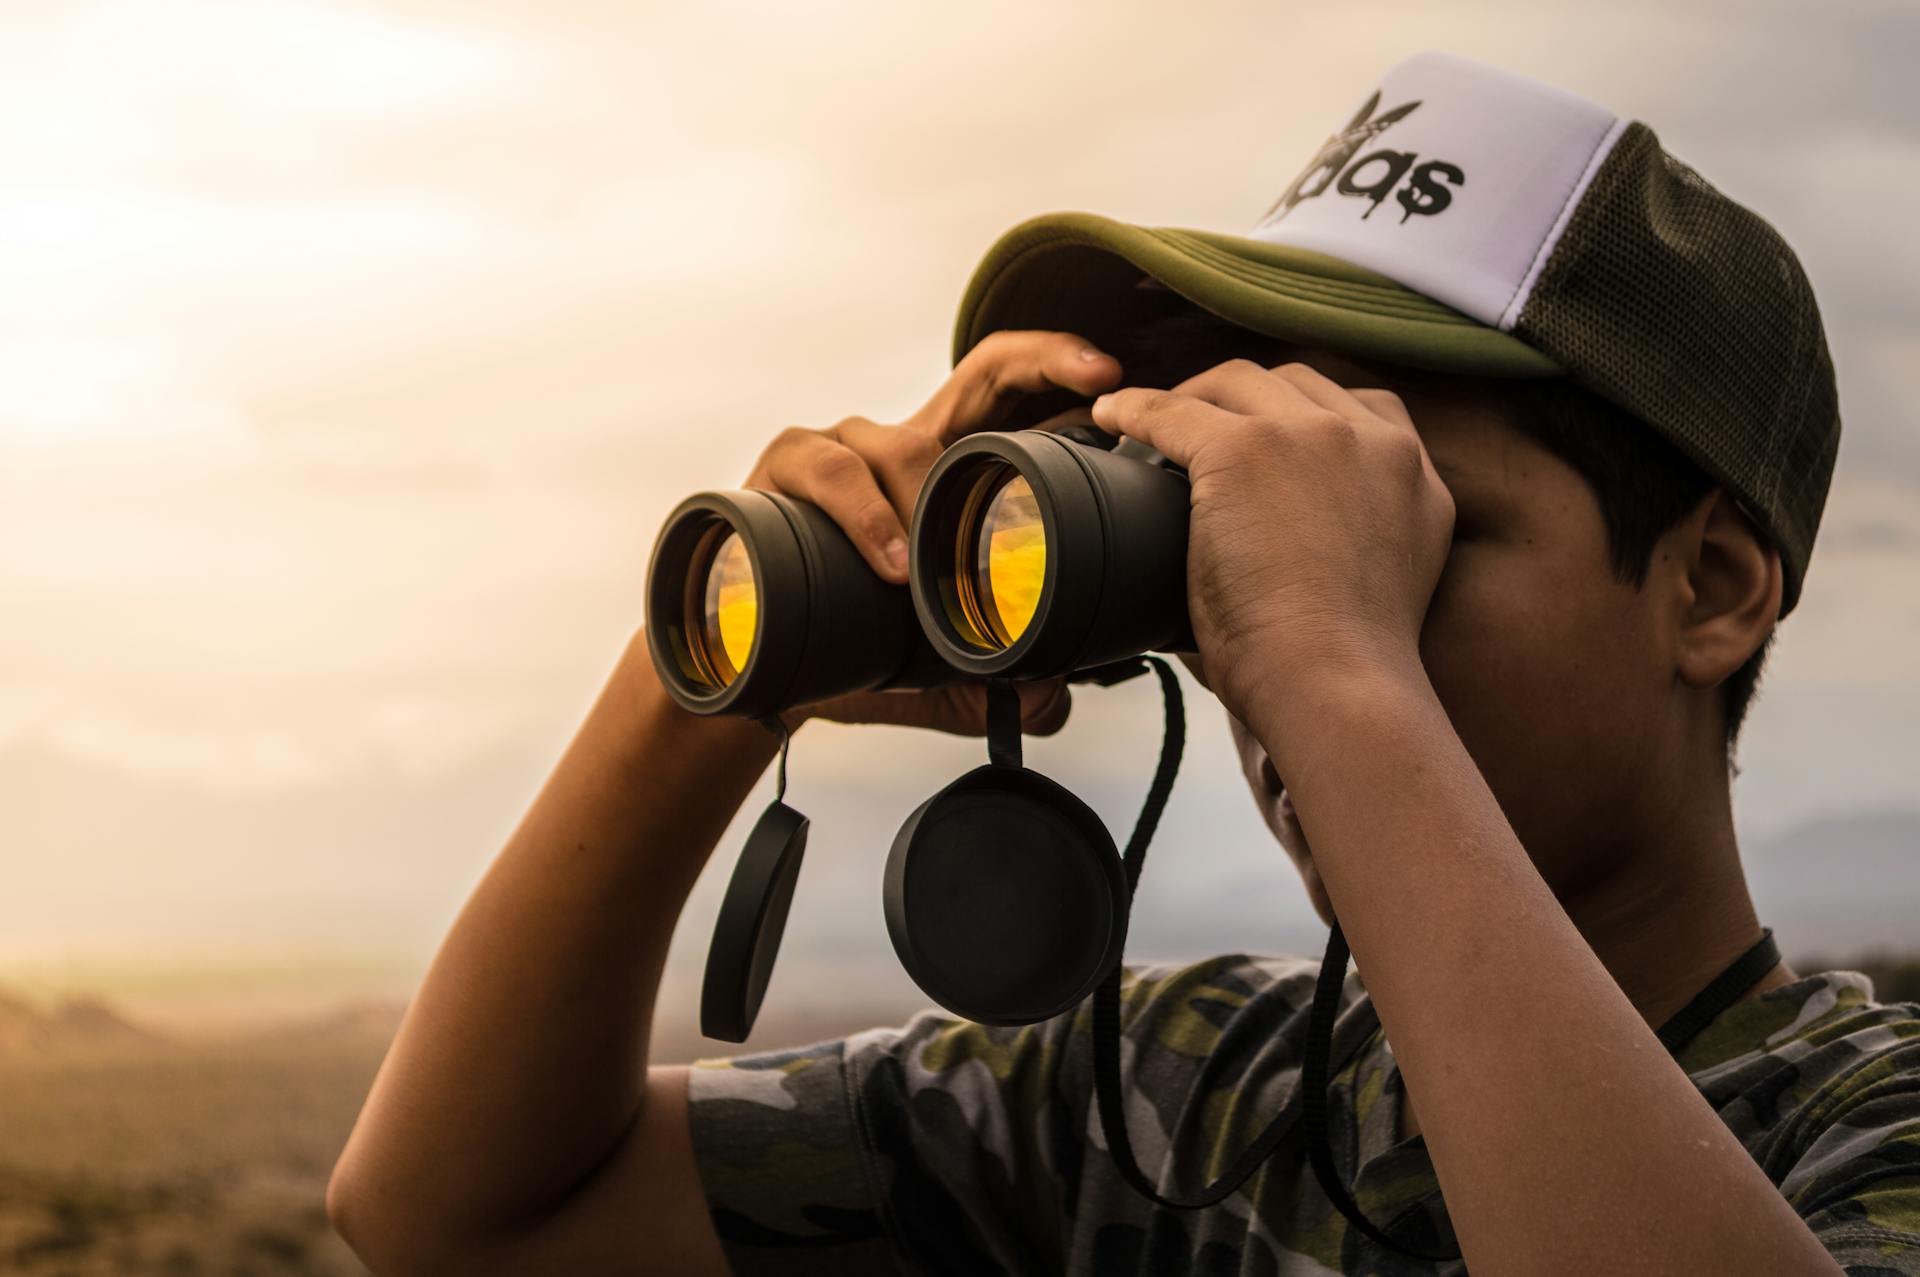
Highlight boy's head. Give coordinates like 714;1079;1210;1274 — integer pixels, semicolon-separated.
948;50;1840;917
1108;286;1778;751
1078;291;1782;921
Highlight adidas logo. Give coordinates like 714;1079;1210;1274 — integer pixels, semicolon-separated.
1258;93;1465;226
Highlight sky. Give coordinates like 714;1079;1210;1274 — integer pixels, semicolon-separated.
2;0;1916;1025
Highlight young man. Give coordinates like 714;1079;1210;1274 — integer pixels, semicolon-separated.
327;52;1920;1275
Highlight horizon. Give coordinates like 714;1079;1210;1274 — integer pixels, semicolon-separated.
4;798;1915;1038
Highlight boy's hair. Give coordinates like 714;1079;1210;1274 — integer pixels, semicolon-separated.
1103;294;1776;761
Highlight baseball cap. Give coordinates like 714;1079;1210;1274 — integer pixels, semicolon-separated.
950;50;1841;617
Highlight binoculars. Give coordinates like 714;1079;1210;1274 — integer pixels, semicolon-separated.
644;418;1200;1046
644;424;1197;722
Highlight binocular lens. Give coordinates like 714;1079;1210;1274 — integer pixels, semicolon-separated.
957;467;1047;652
690;525;758;689
911;431;1195;679
647;488;952;718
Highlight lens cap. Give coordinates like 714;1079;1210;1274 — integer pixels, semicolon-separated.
701;799;810;1042
884;763;1128;1026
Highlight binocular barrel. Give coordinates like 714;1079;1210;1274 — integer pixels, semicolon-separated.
908;429;1194;679
644;489;951;719
644;428;1195;716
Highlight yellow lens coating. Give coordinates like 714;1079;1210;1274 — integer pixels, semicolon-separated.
976;474;1045;646
701;530;757;683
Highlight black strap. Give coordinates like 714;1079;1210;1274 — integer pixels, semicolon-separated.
1656;926;1780;1053
1085;658;1381;1210
984;677;1023;769
1090;658;1331;1209
1298;920;1783;1262
752;712;792;801
1300;923;1457;1260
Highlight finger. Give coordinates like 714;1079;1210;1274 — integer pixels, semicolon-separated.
1018;677;1073;736
807;687;966;730
1172;359;1421;455
1251;366;1448;533
1252;365;1423;459
808;685;975;735
1087;386;1248;472
911;330;1123;447
824;415;944;537
1167;358;1355;428
940;679;1072;736
1350;387;1414;430
1164;360;1430;482
1262;365;1439;495
804;676;1071;736
1266;364;1431;461
909;679;1072;736
759;428;909;581
1261;360;1382;423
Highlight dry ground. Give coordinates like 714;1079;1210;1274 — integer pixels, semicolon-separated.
0;1031;385;1276
0;994;911;1276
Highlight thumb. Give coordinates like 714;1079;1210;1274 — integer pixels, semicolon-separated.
1017;678;1073;735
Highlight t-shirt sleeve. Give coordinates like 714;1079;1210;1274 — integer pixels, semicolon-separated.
683;999;1092;1277
1777;1012;1920;1273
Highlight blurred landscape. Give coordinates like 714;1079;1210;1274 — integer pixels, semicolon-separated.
0;982;950;1276
0;992;385;1276
1;800;1913;1276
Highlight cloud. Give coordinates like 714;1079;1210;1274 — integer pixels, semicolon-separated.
1;0;1916;975
43;716;331;794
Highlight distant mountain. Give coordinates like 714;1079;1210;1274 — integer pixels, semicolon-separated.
245;997;408;1053
0;988;165;1059
1113;804;1920;965
1745;807;1920;955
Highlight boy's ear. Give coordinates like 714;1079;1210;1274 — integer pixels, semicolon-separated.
1670;488;1782;691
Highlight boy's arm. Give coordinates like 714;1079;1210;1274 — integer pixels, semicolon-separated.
326;627;778;1276
1242;663;1847;1277
325;331;1113;1276
1089;361;1856;1275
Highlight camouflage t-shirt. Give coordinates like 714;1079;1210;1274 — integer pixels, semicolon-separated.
686;952;1920;1275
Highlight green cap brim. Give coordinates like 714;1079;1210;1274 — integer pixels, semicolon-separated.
952;210;1562;379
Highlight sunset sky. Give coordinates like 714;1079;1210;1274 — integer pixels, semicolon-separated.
4;1;1915;1024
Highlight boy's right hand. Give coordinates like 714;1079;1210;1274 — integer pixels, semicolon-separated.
740;329;1125;737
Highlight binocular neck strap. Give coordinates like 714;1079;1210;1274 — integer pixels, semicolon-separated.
1074;657;1318;1211
1082;661;1407;1227
1297;919;1781;1263
1298;922;1459;1261
1003;663;1363;1218
984;677;1024;770
753;713;793;802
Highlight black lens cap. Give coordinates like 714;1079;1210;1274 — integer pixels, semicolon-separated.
884;763;1128;1026
701;799;810;1042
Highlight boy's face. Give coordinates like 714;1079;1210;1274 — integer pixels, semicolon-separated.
1147;346;1686;923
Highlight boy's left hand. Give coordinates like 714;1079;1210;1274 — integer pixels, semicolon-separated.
1089;359;1455;754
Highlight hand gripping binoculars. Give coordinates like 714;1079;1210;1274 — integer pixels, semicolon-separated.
645;423;1194;717
644;422;1198;1043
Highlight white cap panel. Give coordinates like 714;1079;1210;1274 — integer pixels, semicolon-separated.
1246;50;1623;330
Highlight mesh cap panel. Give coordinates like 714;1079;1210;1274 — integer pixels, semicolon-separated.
1514;122;1840;616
